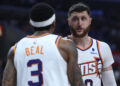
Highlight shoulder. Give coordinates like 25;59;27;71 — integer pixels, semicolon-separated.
97;40;111;50
97;40;114;68
8;37;26;58
58;37;77;62
58;37;77;56
97;40;112;57
8;46;14;55
91;38;109;48
17;37;28;43
7;46;15;61
15;37;29;47
59;37;75;49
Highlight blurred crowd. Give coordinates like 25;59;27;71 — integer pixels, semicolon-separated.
0;0;120;86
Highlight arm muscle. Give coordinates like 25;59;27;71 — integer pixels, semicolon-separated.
2;46;16;86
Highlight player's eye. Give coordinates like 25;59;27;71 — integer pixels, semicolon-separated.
81;16;87;21
72;16;78;21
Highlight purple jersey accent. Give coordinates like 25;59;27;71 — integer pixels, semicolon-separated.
77;39;93;51
85;79;93;86
96;41;103;65
27;59;43;86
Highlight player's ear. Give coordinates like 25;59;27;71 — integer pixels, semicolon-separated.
52;20;56;28
29;21;32;27
50;20;56;33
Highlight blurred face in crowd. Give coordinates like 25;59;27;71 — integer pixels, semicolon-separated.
68;11;92;37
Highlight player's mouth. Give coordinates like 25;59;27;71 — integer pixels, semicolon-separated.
76;27;83;32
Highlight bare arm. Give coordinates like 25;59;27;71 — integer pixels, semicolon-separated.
58;39;84;86
2;46;16;86
67;41;84;86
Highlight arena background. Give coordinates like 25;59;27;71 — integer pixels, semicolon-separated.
0;0;120;85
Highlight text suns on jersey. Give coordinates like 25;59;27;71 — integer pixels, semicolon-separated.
78;57;103;77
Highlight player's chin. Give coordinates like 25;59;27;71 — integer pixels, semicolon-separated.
76;31;83;35
76;32;86;37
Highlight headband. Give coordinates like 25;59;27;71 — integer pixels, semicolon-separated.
30;14;55;28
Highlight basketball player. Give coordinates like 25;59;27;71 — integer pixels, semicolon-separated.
2;3;84;86
67;2;117;86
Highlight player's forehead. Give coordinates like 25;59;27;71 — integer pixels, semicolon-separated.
70;11;89;18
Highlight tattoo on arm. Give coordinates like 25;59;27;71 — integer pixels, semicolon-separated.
71;61;84;86
67;41;84;86
2;46;16;86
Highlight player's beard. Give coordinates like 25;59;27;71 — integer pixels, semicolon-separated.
70;25;90;38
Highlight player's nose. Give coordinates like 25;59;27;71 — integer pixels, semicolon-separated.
78;19;82;26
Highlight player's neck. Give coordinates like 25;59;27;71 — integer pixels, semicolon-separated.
32;31;51;36
32;27;54;36
72;35;91;49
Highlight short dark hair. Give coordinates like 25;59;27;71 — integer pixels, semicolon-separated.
68;2;91;17
30;3;55;31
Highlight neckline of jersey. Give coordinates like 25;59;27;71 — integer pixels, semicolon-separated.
26;33;50;38
76;37;93;51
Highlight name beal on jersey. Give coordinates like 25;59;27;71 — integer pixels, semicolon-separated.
25;45;44;56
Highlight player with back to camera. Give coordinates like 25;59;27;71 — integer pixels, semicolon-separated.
67;2;117;86
2;3;84;86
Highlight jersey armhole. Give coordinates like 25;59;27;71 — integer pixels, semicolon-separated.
55;36;62;48
14;44;17;55
97;40;104;66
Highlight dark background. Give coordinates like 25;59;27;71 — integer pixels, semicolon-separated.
0;0;120;85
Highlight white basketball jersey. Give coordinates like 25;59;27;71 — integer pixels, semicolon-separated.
77;38;114;86
14;33;70;86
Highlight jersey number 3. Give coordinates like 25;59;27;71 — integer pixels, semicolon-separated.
27;59;43;86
